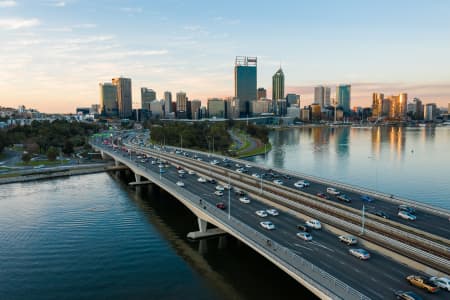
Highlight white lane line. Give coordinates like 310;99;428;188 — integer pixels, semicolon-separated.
365;288;384;299
293;243;313;251
310;241;336;252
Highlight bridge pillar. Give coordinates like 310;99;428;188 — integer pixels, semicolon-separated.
134;174;141;183
115;160;121;167
198;217;207;233
187;217;226;240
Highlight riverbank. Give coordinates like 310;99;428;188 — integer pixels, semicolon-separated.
0;163;117;185
228;129;271;159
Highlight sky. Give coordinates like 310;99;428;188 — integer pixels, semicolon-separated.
1;0;450;113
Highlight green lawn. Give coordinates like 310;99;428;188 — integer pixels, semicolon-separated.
0;173;19;179
238;143;272;158
16;159;70;167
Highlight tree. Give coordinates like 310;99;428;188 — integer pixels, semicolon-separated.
47;147;58;161
63;140;74;154
22;152;32;163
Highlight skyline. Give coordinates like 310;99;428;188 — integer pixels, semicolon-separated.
1;0;450;113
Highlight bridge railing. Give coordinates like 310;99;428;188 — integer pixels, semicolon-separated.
94;142;371;300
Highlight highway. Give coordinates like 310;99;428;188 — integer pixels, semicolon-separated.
101;143;447;300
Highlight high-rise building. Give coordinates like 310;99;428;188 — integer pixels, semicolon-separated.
372;93;384;118
112;77;132;118
286;93;300;106
164;91;172;115
141;88;156;110
234;56;257;117
336;84;351;114
324;87;331;107
99;83;118;117
176;91;187;118
272;68;285;100
314;86;331;110
190;100;202;120
412;98;423;120
207;98;226;118
386;93;407;119
257;87;267;100
424;103;437;121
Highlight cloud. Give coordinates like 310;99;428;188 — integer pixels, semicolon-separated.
213;16;240;25
120;7;143;14
73;23;96;29
0;18;40;30
48;0;65;7
0;0;16;7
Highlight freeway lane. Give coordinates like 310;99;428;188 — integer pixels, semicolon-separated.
113;147;445;300
155;145;450;240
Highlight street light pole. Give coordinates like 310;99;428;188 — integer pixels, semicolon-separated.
360;204;365;235
228;172;231;219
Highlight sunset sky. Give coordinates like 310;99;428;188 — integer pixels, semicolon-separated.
1;0;450;113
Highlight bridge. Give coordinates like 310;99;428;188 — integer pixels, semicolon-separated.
91;132;449;300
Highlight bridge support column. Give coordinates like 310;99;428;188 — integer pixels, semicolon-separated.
135;174;141;183
115;160;121;167
187;217;226;240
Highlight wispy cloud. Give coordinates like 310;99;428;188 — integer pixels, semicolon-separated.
0;0;16;7
213;16;240;25
120;7;143;14
47;0;66;7
0;18;40;30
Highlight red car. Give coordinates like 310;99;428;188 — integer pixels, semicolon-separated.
216;202;226;210
317;192;330;199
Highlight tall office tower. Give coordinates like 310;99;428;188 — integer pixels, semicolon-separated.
324;87;331;107
286;93;300;106
141;88;156;110
372;93;384;118
164;91;172;114
112;77;132;118
424;103;437;121
257;87;267;100
190;100;202;120
176;91;187;118
399;93;408;118
336;84;351;114
207;98;226;118
387;93;408;119
99;83;118;117
272;68;285;100
234;56;257;117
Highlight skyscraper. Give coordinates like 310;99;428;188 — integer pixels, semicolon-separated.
176;91;187;118
386;93;407;119
190;100;202;120
372;93;384;118
234;56;257;117
257;87;267;100
314;86;331;110
112;77;132;118
164;91;172;114
99;83;118;117
272;68;285;100
336;84;351;114
141;88;156;110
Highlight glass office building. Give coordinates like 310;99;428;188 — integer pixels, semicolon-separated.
234;56;257;117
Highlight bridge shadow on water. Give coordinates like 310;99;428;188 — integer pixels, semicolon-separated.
111;170;318;300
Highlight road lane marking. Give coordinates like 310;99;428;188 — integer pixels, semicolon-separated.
294;243;313;251
310;241;335;252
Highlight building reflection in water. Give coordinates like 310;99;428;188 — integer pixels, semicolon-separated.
371;126;406;160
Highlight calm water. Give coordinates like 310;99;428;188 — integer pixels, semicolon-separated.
249;126;450;210
0;172;313;300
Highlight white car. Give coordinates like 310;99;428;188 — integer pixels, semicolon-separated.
188;170;195;175
176;181;185;187
178;169;186;174
260;221;275;230
349;248;370;260
338;235;357;245
273;179;283;185
215;185;224;191
255;210;268;217
305;219;322;229
223;184;231;190
239;196;251;204
236;168;244;173
294;181;305;188
197;177;207;183
398;210;417;220
266;209;279;216
430;276;450;291
214;190;224;196
210;159;219;165
245;164;251;168
235;163;241;168
326;187;340;195
297;180;310;187
197;157;203;161
296;232;312;241
252;173;260;178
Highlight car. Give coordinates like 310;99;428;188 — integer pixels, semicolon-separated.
326;187;340;195
216;202;226;210
159;168;166;173
178;169;186;174
398;210;417;220
349;248;370;260
215;185;224;191
214;190;224;196
266;209;279;216
255;210;268;217
245;164;251;168
188;170;195;175
236;168;244;173
223;184;231;190
338;235;357;245
371;210;389;219
273;179;283;185
197;177;207;183
360;195;374;202
283;174;291;180
296;224;309;232
316;192;330;199
252;173;261;178
336;194;352;203
208;179;217;184
429;276;450;291
297;180;310;187
260;221;275;230
294;181;305;188
210;159;219;165
151;160;156;165
398;205;416;214
394;290;423;300
176;181;185;187
406;275;439;293
179;173;185;178
296;232;312;241
197;157;203;161
239;196;251;204
158;164;164;168
305;219;322;229
234;189;245;196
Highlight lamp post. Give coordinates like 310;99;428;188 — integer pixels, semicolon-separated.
228;172;231;219
360;203;365;235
